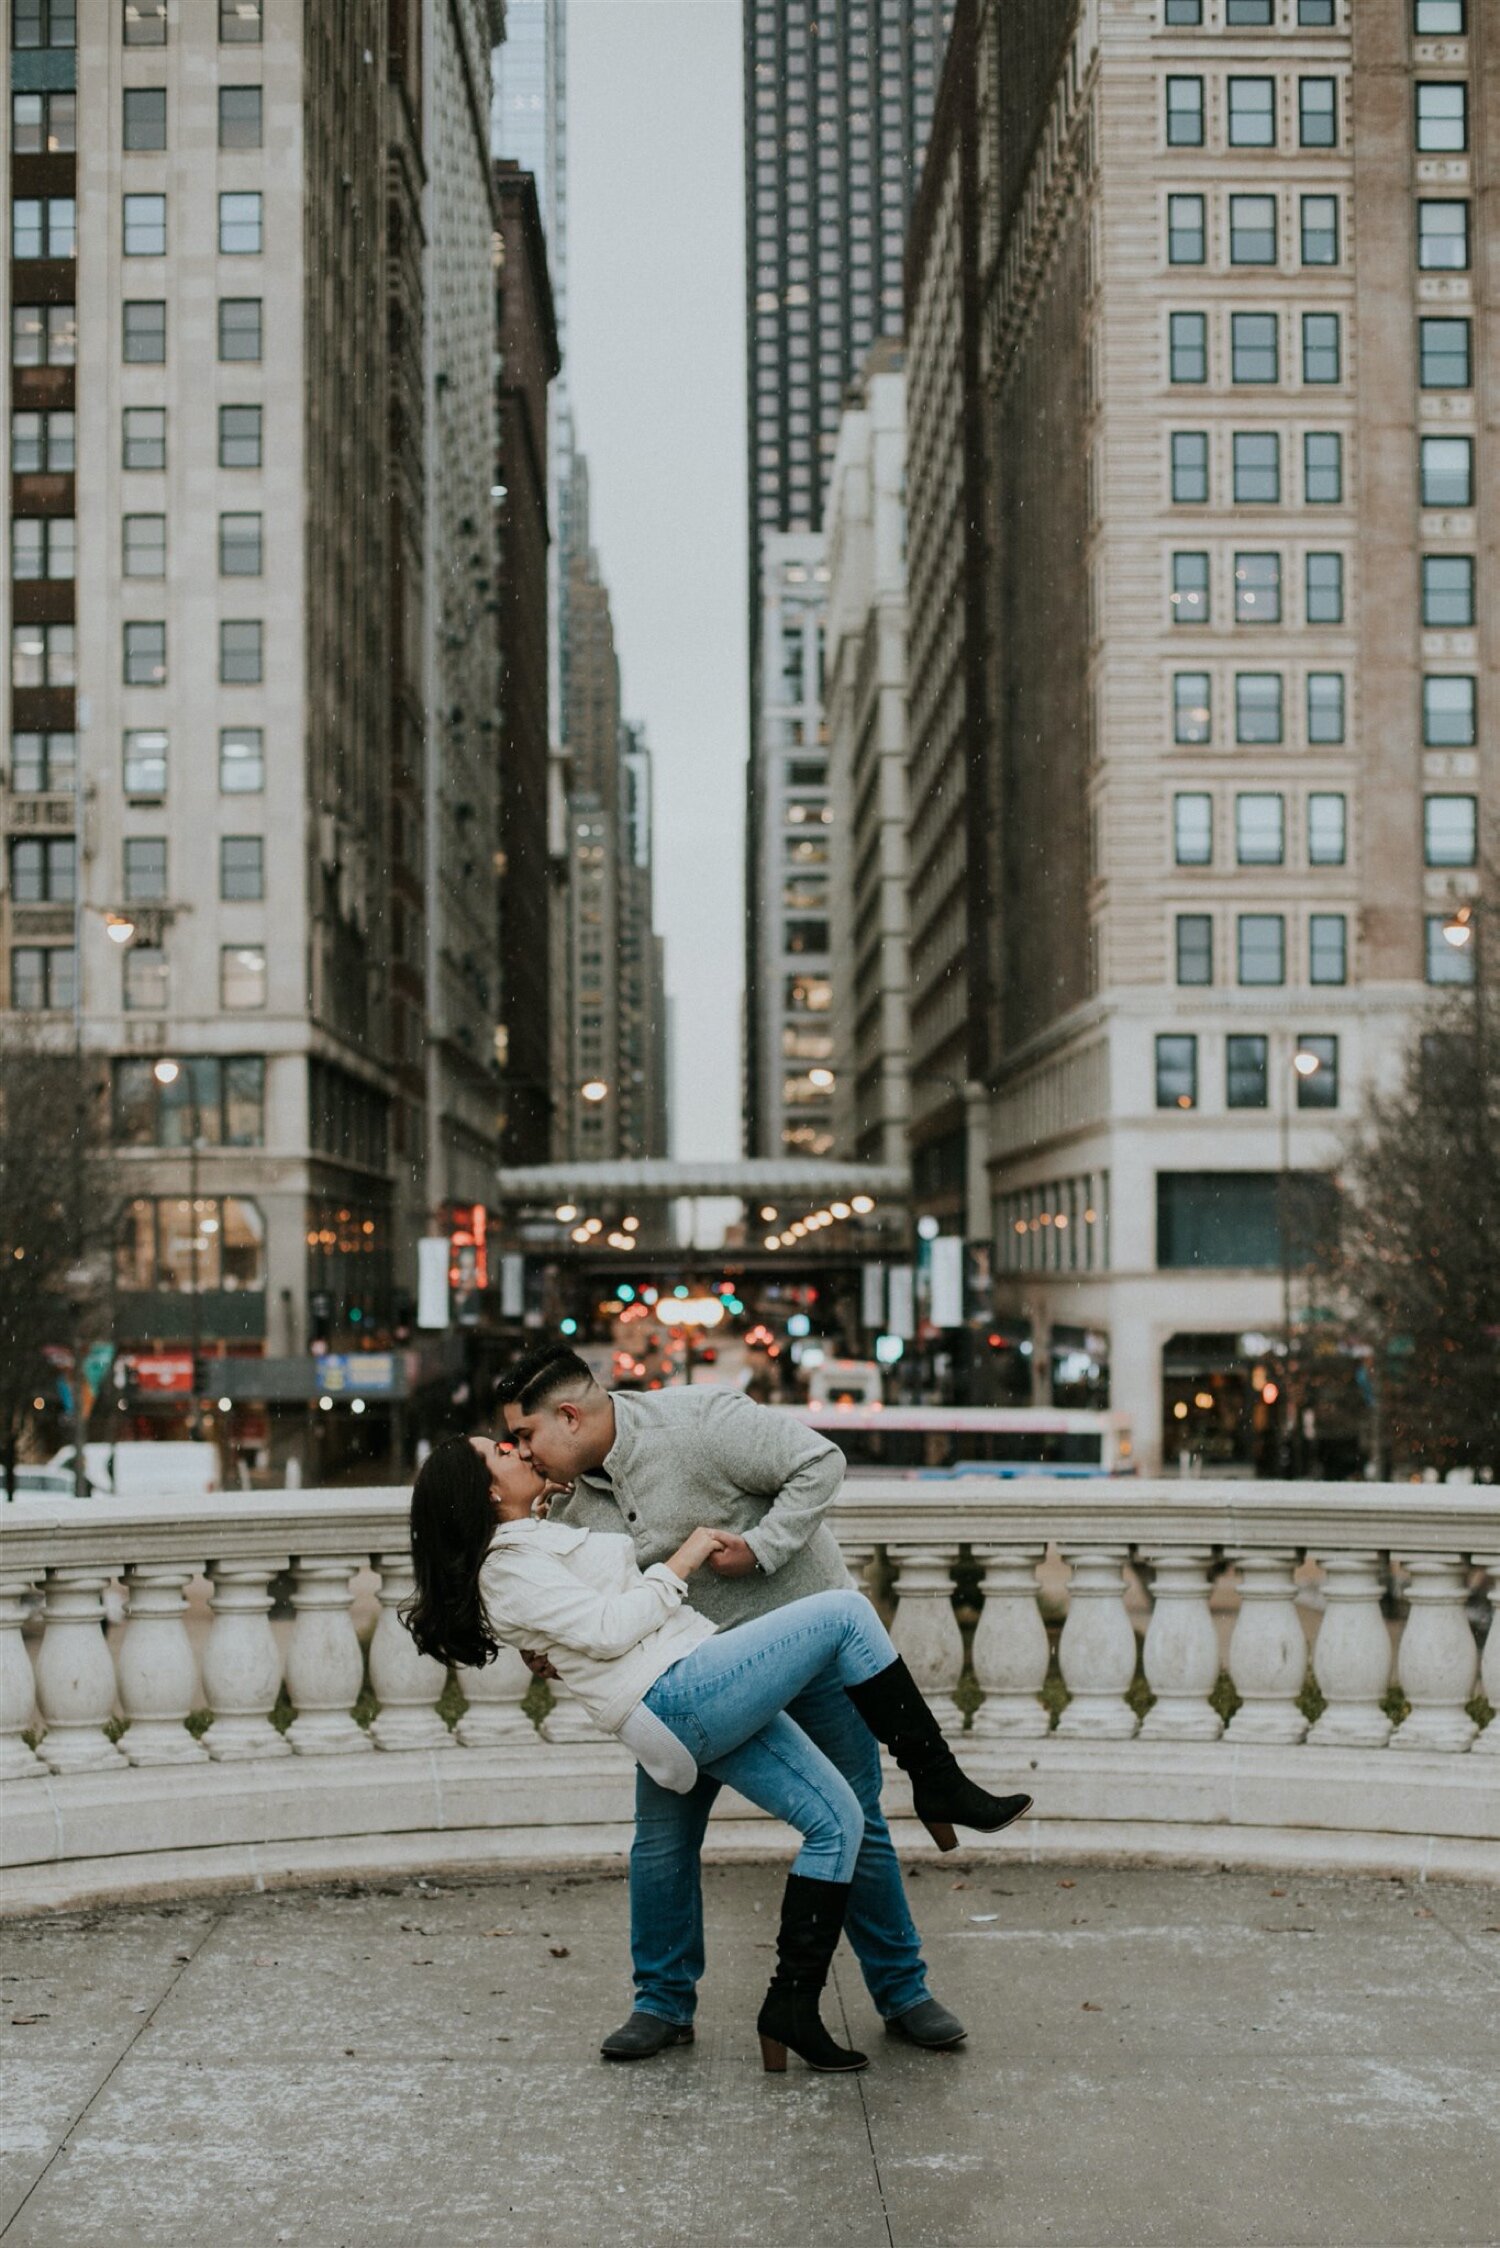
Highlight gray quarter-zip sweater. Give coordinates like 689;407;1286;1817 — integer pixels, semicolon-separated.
547;1385;851;1630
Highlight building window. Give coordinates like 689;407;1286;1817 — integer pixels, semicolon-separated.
122;514;166;577
1226;1036;1269;1109
1298;0;1336;23
12;91;71;154
1164;0;1202;19
115;1195;266;1293
1159;1169;1335;1269
8;836;75;903
218;299;262;362
1232;312;1279;383
220;726;264;793
10;731;76;792
1238;914;1285;985
122;88;166;152
1295;1033;1339;1102
1236;793;1284;866
1227;0;1273;21
122;406;166;469
1426;914;1475;986
1156;1034;1199;1109
218;86;262;147
123;728;168;797
1233;432;1280;503
1422;675;1475;747
122;836;167;901
1306;672;1346;743
1421;555;1474;628
12;1;78;46
218;192;262;255
1308;914;1347;987
1171;552;1210;626
123;2;168;43
1424;794;1477;868
219;513;263;575
220;835;264;899
1418;317;1470;390
11;517;74;580
123;621;167;685
1300;194;1339;265
1301;312;1341;384
123;944;168;1011
1304;551;1344;623
1298;77;1337;147
220;0;263;40
1414;0;1464;25
123;300;166;362
218;405;262;468
1417;201;1469;271
220;620;263;683
1228;77;1276;148
1174;673;1212;744
1170;312;1209;384
113;1055;265;1148
221;944;267;1009
10;947;74;1012
1419;435;1472;509
1171;431;1209;502
11;622;76;687
1174;792;1214;865
1415;83;1467;153
1175;915;1214;987
1168;194;1206;265
1234;551;1281;623
1303;432;1342;504
1236;673;1284;744
123;193;166;256
10;403;75;473
13;304;77;366
1307;793;1346;865
12;197;76;259
1230;195;1278;265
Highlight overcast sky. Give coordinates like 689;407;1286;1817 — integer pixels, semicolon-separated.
567;0;747;1163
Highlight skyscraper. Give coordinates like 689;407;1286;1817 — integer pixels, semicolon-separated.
742;0;950;1156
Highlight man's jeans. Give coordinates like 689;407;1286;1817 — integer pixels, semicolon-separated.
632;1594;931;2024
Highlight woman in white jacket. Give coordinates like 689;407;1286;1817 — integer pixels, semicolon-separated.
403;1435;1030;2076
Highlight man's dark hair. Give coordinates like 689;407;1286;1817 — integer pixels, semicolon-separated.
493;1342;597;1413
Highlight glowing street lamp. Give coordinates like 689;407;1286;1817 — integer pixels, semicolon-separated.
808;1067;835;1091
104;912;137;946
580;1079;609;1104
1442;903;1474;952
850;1195;875;1215
555;1204;578;1223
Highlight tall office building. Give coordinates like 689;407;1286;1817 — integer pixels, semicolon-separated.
618;722;670;1160
742;0;951;1157
905;0;1492;1466
1;0;504;1428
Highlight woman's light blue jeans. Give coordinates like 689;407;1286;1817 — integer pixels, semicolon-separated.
641;1589;897;1886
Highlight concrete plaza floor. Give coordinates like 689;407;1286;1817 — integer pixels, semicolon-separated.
2;1859;1497;2248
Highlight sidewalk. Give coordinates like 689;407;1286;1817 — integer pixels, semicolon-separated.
3;1861;1497;2247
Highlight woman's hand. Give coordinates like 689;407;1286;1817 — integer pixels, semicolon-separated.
665;1526;731;1579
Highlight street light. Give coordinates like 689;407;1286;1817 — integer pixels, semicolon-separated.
1277;1041;1322;1476
153;1056;207;1413
1442;903;1474;953
103;912;136;946
580;1079;609;1104
808;1067;835;1091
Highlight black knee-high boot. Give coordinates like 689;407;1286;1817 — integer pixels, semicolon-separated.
756;1874;868;2074
846;1658;1033;1852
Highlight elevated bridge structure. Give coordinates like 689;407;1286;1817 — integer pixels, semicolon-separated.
493;1159;910;1204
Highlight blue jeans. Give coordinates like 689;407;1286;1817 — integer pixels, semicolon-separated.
633;1589;931;2024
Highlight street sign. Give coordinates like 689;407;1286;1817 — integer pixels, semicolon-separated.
317;1353;399;1397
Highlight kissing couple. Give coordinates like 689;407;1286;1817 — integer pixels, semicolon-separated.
403;1342;1031;2075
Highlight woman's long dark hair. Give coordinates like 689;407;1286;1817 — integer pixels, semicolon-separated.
401;1437;501;1670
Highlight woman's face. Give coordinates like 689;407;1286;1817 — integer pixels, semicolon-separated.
469;1435;546;1519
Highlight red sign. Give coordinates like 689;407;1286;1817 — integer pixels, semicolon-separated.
449;1204;489;1292
123;1353;195;1396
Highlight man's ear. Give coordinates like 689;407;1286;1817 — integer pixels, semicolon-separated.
555;1399;581;1432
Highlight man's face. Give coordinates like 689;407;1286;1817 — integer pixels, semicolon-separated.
503;1394;588;1482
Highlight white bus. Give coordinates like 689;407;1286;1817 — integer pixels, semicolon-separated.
777;1403;1135;1478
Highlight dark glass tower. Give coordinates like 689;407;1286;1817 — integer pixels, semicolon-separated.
742;0;951;1154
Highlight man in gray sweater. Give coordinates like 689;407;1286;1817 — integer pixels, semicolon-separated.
497;1341;966;2060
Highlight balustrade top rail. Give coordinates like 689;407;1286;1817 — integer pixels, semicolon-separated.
1;1478;1496;1577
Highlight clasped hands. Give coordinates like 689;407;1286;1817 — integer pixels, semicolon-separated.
519;1523;759;1683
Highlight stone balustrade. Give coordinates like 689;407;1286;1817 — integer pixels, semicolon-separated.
1;1480;1496;1910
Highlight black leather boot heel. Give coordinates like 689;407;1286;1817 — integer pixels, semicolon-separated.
846;1658;1034;1849
755;1873;868;2074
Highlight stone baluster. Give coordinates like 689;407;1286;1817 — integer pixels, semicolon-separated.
1140;1547;1223;1741
841;1541;878;1607
283;1555;372;1755
1226;1551;1309;1744
33;1567;127;1772
0;1575;45;1779
1056;1548;1138;1739
1391;1556;1477;1753
1306;1550;1393;1748
455;1643;537;1746
369;1550;454;1752
1475;1557;1500;1756
969;1547;1049;1739
539;1675;602;1743
117;1563;209;1765
886;1545;965;1734
201;1558;292;1760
